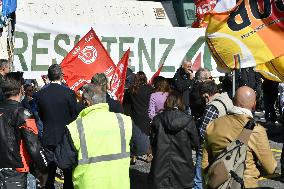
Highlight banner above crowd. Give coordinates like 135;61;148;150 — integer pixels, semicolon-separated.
14;21;221;81
206;0;284;82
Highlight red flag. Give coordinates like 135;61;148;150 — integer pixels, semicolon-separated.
110;49;130;103
192;0;217;28
61;28;116;91
191;53;201;71
149;63;164;84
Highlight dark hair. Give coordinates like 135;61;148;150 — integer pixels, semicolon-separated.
0;59;8;69
164;91;185;111
155;78;170;93
129;71;147;95
199;80;218;96
48;64;62;81
24;83;33;91
2;72;24;98
152;76;164;88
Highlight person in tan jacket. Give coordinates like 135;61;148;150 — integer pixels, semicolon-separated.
202;86;277;188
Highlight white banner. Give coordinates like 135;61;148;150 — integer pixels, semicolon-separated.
14;20;222;80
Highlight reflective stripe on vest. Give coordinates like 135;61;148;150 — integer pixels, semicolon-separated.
76;113;130;165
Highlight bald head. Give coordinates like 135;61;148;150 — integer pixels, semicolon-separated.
233;86;256;110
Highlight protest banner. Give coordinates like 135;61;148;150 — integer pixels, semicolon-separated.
206;0;284;81
14;20;222;82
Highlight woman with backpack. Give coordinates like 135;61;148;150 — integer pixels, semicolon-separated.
149;91;200;189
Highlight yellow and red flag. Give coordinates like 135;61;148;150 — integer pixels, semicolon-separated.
206;0;284;82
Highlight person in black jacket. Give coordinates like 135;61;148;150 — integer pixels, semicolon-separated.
0;72;47;189
189;68;212;120
149;91;199;189
35;64;77;189
129;71;154;164
173;59;194;114
262;78;279;123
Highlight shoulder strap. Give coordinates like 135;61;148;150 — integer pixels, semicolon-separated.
207;119;255;167
237;119;256;145
212;99;228;114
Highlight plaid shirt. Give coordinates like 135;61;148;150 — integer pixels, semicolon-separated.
199;105;219;141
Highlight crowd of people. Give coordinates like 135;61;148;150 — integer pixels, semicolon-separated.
0;58;284;189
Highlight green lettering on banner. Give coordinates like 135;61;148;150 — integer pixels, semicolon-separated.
31;33;50;71
159;38;175;72
183;36;212;71
14;31;28;71
119;37;135;71
74;35;81;46
101;37;117;54
184;36;204;63
52;34;70;64
138;38;155;72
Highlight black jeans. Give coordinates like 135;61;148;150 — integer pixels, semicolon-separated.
263;90;278;122
0;169;27;189
44;145;74;189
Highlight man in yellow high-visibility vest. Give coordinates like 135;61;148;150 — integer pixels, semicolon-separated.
54;77;132;189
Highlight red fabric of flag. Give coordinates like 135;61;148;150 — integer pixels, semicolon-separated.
61;28;116;91
110;49;130;103
192;0;217;28
149;63;164;84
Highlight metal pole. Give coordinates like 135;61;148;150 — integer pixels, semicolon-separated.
232;69;236;97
